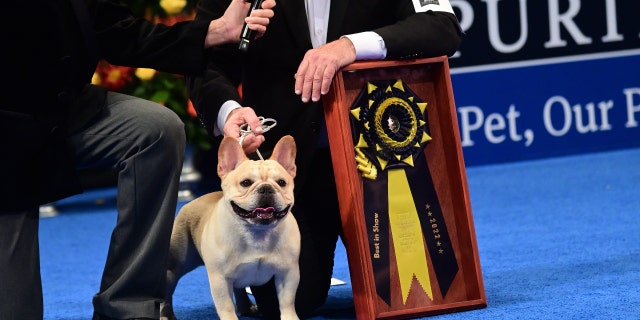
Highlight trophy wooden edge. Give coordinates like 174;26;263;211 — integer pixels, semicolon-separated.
323;56;487;320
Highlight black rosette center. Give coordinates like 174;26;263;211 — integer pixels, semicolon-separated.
354;80;430;170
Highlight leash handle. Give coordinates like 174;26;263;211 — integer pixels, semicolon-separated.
239;117;277;160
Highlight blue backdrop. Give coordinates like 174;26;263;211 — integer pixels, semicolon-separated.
447;0;640;166
451;52;640;166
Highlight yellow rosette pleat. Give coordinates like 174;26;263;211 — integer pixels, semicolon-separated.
388;168;433;303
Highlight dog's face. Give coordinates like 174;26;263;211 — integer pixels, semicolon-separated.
217;135;297;226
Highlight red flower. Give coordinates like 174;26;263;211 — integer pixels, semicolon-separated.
95;61;135;91
187;99;197;118
155;11;195;26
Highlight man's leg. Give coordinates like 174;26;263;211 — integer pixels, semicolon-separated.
69;92;185;319
0;208;43;320
293;147;342;315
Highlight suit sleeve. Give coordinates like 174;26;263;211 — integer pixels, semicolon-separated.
373;2;463;59
88;0;210;75
186;0;243;138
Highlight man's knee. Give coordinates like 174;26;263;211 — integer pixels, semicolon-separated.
138;105;186;153
159;109;186;148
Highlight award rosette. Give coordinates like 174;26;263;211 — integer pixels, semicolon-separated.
349;79;459;305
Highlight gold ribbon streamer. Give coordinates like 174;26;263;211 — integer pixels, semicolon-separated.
388;168;433;303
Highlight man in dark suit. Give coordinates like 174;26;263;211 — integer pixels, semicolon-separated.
0;0;274;319
187;0;463;317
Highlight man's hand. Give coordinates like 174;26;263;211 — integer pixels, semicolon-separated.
294;37;356;103
205;0;276;48
223;107;265;154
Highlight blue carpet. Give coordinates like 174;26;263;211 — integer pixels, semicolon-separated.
39;147;640;319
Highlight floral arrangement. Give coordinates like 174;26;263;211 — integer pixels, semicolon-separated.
92;0;211;151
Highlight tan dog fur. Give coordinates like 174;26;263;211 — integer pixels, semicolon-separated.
161;135;301;320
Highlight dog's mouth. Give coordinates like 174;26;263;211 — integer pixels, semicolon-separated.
231;201;291;224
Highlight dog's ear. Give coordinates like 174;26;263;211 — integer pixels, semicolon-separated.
270;135;297;178
218;136;248;179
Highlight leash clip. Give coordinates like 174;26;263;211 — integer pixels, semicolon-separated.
238;116;277;160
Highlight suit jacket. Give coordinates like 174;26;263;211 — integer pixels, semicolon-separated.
1;0;210;210
188;0;463;189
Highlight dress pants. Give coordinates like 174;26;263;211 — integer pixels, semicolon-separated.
0;91;185;320
0;208;43;320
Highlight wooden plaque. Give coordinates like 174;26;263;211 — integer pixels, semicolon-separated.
323;56;486;319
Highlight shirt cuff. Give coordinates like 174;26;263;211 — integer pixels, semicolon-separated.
343;31;387;60
215;100;243;136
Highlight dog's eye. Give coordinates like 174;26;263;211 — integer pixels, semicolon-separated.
240;179;253;187
276;179;287;187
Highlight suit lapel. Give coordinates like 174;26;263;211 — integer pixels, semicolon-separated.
278;0;351;47
327;0;349;42
279;0;312;49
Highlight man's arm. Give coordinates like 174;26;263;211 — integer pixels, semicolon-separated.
294;1;463;104
186;0;267;153
204;0;275;48
90;0;275;76
374;11;462;59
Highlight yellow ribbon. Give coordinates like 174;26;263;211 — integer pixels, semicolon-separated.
388;168;433;303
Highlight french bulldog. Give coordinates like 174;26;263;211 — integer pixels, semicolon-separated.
160;135;301;320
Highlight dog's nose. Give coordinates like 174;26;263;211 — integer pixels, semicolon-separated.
257;184;275;194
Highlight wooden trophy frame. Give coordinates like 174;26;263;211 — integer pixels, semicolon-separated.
322;56;486;319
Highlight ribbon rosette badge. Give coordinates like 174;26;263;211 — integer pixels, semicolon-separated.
350;79;458;306
351;80;431;177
